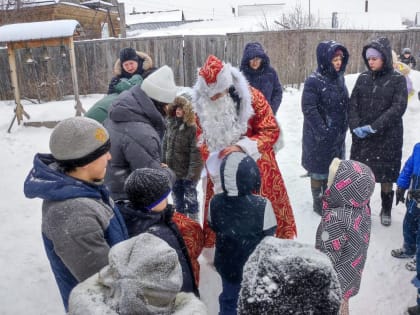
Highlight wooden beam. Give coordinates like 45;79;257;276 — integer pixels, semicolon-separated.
68;37;85;116
9;37;72;50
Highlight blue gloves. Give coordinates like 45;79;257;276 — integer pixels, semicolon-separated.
353;125;376;138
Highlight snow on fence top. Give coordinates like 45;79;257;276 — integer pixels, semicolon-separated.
0;19;81;43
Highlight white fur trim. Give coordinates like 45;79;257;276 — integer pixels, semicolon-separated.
327;157;342;188
236;137;260;160
230;66;254;126
273;118;284;152
193;62;254;127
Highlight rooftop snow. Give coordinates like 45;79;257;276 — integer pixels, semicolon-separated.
0;19;81;43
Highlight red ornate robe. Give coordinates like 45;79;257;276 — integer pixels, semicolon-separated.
198;87;297;247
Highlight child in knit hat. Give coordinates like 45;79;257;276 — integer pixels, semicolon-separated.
69;232;208;315
23;117;128;311
121;167;202;296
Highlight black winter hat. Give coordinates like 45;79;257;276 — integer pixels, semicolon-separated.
119;47;138;64
124;168;171;211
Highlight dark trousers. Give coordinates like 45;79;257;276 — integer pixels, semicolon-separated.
219;278;241;315
403;205;420;304
172;179;199;214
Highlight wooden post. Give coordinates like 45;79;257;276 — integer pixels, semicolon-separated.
7;44;30;132
67;37;85;116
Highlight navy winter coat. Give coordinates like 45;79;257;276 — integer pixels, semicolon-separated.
349;37;407;182
23;154;128;311
104;85;167;201
118;203;198;296
208;152;277;284
301;40;350;175
240;42;283;114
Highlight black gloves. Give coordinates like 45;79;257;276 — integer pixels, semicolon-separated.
396;187;406;205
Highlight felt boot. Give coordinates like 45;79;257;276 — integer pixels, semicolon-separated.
380;191;394;226
311;179;327;216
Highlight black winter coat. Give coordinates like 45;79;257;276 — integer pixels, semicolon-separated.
240;42;283;114
349;37;408;182
301;40;349;174
399;54;416;69
104;85;166;200
119;203;199;296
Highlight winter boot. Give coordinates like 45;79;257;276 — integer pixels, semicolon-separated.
311;179;327;216
408;305;420;315
380;191;394;226
391;247;415;259
406;257;417;272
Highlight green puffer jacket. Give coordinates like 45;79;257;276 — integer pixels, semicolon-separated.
162;96;203;182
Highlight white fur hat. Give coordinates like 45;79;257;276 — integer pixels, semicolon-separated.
141;65;178;103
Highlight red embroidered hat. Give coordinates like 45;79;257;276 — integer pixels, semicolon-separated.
199;55;224;84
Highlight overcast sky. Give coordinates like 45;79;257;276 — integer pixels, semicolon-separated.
121;0;420;20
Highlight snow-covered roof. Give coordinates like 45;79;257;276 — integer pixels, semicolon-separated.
0;19;81;43
126;10;183;25
332;12;406;30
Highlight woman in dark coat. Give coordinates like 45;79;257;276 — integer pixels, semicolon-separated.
240;42;283;114
301;40;350;215
349;36;408;226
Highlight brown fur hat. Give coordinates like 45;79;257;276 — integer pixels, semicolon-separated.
167;95;196;127
113;50;153;76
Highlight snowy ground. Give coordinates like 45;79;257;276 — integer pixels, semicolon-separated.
1;70;420;314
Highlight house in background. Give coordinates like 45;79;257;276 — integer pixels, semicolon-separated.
0;0;125;39
125;9;202;34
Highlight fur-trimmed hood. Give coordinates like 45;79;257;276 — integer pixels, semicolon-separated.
113;50;153;77
167;96;196;127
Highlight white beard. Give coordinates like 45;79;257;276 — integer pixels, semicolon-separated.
197;94;248;152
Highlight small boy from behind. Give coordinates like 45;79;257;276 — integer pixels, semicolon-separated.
390;142;420;315
208;152;277;315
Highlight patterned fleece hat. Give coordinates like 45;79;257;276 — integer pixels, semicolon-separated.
119;47;138;64
124;168;171;211
141;65;178;104
197;55;233;96
49;117;110;167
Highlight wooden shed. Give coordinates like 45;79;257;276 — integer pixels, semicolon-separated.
0;19;84;132
0;1;121;39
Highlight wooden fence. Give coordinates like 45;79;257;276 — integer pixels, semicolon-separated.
1;28;420;101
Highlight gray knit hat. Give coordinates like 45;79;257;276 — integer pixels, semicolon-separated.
49;117;110;167
68;233;183;315
141;65;178;103
125;168;171;210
